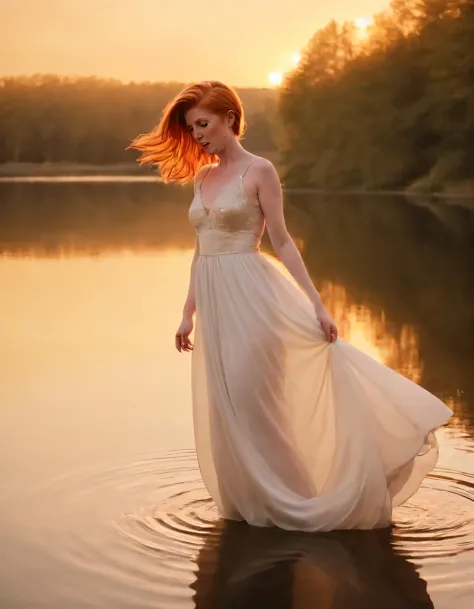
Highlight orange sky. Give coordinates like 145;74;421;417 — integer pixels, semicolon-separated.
1;0;389;87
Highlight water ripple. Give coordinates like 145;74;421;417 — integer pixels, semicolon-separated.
393;467;474;561
5;448;474;608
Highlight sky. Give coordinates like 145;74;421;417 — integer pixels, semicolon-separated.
1;0;389;87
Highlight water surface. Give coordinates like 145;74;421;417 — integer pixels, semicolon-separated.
0;181;473;608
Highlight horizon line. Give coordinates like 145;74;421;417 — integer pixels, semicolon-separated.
0;72;277;91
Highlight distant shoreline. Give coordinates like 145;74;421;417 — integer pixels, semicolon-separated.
0;162;472;202
0;162;152;178
283;186;474;201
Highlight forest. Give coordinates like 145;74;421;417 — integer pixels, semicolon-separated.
0;77;277;167
279;0;474;192
0;0;473;191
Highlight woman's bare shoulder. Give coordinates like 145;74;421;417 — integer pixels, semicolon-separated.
248;155;280;182
193;163;214;188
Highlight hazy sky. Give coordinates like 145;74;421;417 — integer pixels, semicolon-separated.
1;0;389;87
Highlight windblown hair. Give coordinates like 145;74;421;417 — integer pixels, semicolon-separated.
128;81;246;184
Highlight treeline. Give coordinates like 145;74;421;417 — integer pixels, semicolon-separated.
279;0;474;191
0;76;277;165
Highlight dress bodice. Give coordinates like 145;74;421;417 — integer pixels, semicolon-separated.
188;173;265;256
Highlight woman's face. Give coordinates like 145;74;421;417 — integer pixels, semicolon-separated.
184;106;234;155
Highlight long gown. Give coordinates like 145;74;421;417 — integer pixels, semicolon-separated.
188;164;453;532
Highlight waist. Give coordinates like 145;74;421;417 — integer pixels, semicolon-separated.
198;230;261;256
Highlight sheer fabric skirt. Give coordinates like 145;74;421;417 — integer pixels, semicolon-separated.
191;252;452;531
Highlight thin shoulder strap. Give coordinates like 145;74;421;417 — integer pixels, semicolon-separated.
195;164;213;192
241;159;256;179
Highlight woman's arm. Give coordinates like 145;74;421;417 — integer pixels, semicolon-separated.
175;166;209;352
175;236;199;352
255;160;337;342
181;164;209;319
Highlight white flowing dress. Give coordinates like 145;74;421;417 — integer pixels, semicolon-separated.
188;164;453;532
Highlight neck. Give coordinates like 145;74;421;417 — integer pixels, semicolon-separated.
215;137;249;168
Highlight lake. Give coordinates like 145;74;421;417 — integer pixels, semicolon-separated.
0;179;473;609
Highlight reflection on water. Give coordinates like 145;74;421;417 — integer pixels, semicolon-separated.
193;521;435;609
320;282;423;383
0;181;473;609
0;180;195;256
290;193;474;422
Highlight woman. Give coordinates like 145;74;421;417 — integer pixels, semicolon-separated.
130;80;452;531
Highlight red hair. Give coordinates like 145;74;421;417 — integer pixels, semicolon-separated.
128;81;246;184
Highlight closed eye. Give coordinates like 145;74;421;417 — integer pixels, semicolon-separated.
188;122;207;132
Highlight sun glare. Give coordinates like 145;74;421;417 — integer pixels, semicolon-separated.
267;51;301;86
354;15;374;38
355;15;373;29
268;71;283;86
292;53;301;66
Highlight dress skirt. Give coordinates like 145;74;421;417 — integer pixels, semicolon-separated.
191;251;453;531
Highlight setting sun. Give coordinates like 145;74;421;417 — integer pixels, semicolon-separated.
268;71;283;86
268;53;300;86
355;15;373;29
354;15;374;38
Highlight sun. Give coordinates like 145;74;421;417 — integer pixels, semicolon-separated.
355;15;373;29
268;71;283;86
267;52;301;86
354;15;373;38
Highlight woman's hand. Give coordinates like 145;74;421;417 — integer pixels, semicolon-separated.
317;311;338;343
175;315;194;352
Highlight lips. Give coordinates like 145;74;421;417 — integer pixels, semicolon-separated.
200;142;209;149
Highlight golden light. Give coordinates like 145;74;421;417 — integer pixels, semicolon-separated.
268;71;283;86
291;52;301;66
355;15;373;29
354;15;374;39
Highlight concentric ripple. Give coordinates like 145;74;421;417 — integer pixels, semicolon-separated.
2;447;474;608
394;468;474;556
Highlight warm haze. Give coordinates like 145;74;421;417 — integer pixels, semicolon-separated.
1;0;389;87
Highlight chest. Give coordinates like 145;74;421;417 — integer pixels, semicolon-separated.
188;192;264;233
